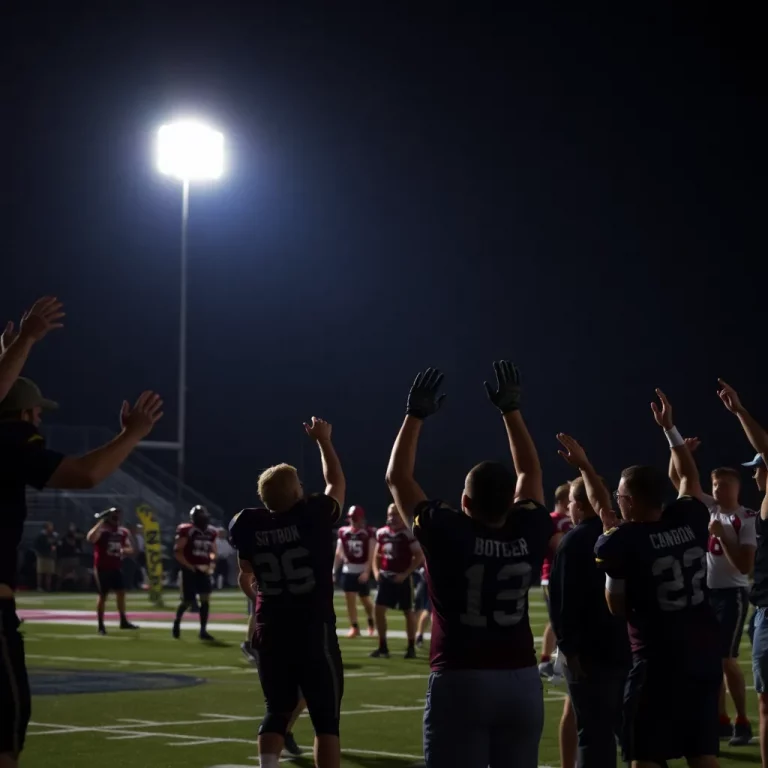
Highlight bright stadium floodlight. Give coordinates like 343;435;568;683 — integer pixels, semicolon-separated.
143;120;226;505
156;120;224;181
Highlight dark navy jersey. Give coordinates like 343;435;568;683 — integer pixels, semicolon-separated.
0;421;64;589
594;495;718;662
413;498;553;671
229;493;341;627
751;515;768;608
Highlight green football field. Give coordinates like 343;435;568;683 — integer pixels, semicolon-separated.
14;588;762;767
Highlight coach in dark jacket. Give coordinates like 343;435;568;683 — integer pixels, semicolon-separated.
549;476;630;768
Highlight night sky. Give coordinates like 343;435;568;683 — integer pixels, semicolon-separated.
5;5;766;524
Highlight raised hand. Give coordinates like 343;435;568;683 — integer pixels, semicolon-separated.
120;392;164;439
650;389;674;430
717;379;744;415
556;433;592;470
483;360;522;414
304;416;333;442
0;321;17;355
684;437;701;452
406;368;446;420
18;297;65;343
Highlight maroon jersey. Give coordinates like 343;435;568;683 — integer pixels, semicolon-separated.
338;525;375;573
413;498;553;671
229;493;342;627
93;526;130;572
541;511;573;583
376;525;418;576
176;523;217;566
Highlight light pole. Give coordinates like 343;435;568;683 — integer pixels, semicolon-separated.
142;120;224;500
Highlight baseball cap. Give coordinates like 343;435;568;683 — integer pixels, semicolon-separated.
0;377;58;415
742;453;765;468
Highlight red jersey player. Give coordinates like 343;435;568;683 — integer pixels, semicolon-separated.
539;483;574;678
173;504;218;641
371;504;424;659
86;507;138;635
333;505;376;637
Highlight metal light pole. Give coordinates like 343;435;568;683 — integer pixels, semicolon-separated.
141;121;224;505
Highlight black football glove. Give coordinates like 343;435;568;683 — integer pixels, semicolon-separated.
483;360;522;414
406;368;446;420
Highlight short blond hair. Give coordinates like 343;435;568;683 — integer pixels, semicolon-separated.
554;483;571;505
257;463;299;511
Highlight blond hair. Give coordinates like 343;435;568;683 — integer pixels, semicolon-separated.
554;483;571;505
257;463;299;511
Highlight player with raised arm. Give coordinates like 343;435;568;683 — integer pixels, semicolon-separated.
370;504;424;659
668;435;756;745
386;362;554;768
593;389;721;768
172;505;218;641
229;416;345;768
86;507;138;635
539;482;573;679
0;297;64;404
333;505;376;637
0;378;162;768
714;379;768;768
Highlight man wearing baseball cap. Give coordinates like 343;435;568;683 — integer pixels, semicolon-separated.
0;371;164;767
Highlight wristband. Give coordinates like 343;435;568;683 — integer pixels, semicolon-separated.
664;426;684;448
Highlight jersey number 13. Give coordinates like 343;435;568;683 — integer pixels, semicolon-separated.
460;562;532;628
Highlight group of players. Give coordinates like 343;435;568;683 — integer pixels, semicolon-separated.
3;296;768;768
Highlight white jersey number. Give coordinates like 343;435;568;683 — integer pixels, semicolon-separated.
253;548;316;596
460;562;532;628
346;539;364;558
652;546;706;612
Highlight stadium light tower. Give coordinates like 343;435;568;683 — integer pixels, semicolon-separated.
145;120;225;495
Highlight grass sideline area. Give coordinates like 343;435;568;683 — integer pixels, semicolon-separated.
16;588;761;768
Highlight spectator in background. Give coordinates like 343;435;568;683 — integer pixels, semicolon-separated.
34;522;57;592
57;523;84;590
215;527;234;588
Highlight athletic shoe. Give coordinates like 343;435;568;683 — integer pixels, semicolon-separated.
200;631;215;641
415;634;424;648
369;648;390;659
367;624;375;637
538;660;555;679
719;720;733;741
119;620;139;630
172;621;181;639
347;626;360;638
240;642;259;665
730;721;753;746
283;732;302;756
98;626;107;636
404;646;417;659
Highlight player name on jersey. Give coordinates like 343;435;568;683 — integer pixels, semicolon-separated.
253;525;300;546
474;537;529;558
650;525;696;549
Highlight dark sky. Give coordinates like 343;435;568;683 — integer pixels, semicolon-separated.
4;4;766;523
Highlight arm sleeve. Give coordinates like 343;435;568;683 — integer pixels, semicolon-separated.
412;499;455;549
741;515;758;548
18;433;65;490
228;513;254;560
594;527;628;579
308;493;342;525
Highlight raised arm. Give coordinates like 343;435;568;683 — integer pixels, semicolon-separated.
717;379;768;521
304;417;346;509
0;297;64;403
557;433;617;531
484;361;544;506
651;389;704;501
386;368;445;525
668;438;702;492
86;520;105;545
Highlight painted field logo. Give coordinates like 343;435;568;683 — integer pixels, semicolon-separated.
30;669;204;696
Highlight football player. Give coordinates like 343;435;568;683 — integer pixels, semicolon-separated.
539;483;572;678
370;504;424;659
173;505;218;641
386;362;555;768
86;507;138;635
413;565;431;648
333;505;376;637
590;389;720;768
669;440;756;745
229;416;345;768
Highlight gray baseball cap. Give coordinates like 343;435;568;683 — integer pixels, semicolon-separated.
0;377;58;415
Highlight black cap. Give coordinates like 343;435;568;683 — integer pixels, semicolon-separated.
0;377;58;415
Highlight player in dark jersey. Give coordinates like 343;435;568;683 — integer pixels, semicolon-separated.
370;504;424;659
173;505;218;641
333;505;376;637
229;416;345;768
385;362;555;768
86;507;138;635
713;379;768;768
582;388;720;768
0;349;162;766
